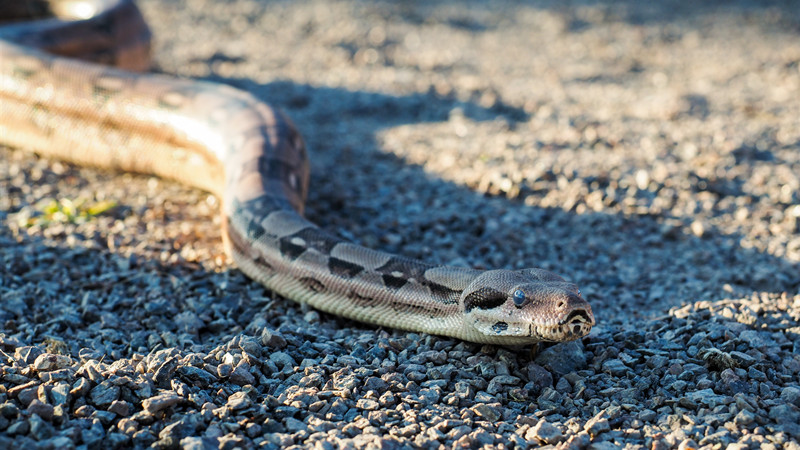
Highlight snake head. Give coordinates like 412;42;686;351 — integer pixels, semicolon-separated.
462;268;595;344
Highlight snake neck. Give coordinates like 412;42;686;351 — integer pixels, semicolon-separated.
225;201;486;339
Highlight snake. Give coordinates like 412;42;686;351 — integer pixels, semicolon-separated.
0;0;594;345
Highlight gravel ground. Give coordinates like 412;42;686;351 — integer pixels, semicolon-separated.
2;0;800;448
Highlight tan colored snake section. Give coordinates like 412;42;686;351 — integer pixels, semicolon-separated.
0;0;595;345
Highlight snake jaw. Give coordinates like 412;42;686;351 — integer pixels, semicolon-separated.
470;307;594;343
529;308;595;342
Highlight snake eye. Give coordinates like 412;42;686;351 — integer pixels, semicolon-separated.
512;289;526;306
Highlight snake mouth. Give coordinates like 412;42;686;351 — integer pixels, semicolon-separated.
531;310;594;342
564;310;595;327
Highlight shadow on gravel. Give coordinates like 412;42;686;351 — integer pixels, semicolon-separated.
369;0;800;31
167;70;800;320
224;77;800;310
2;49;798;353
148;0;799;329
0;235;255;355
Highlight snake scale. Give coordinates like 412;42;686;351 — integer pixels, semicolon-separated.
0;0;594;345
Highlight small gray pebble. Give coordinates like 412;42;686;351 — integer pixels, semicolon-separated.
601;359;630;376
535;341;588;375
526;420;564;444
470;404;500;422
284;417;307;433
27;399;54;421
28;413;54;440
356;399;379;410
781;386;800;406
142;393;182;414
584;411;610;438
33;354;72;372
90;381;120;407
734;409;756;426
108;400;131;417
229;365;255;386
177;366;218;386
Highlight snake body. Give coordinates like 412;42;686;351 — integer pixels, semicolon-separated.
0;0;594;344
